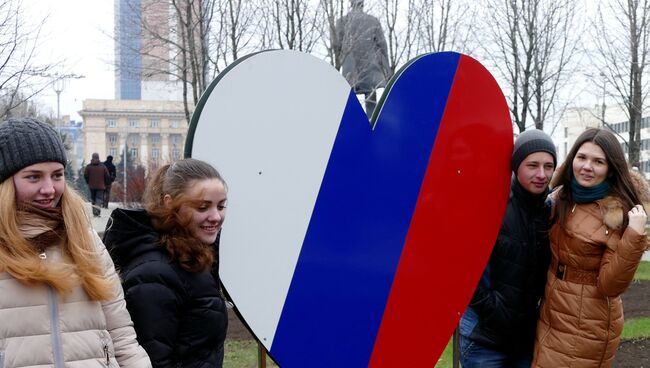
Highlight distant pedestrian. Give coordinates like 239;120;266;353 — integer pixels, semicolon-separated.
103;155;116;208
84;152;110;217
0;117;151;367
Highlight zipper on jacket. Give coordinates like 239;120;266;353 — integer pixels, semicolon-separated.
47;287;65;368
102;338;110;367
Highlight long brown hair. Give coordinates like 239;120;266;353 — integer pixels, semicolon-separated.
0;180;114;300
143;158;226;272
552;128;641;229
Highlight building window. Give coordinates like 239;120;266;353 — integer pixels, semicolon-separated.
106;119;117;128
172;149;181;159
170;120;180;128
152;148;160;159
129;118;139;128
108;134;118;145
109;148;118;157
150;119;160;128
150;135;160;145
129;148;138;158
171;134;182;145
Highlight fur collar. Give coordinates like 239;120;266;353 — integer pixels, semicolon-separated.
599;169;650;231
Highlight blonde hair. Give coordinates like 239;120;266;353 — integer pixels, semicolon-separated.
0;180;114;300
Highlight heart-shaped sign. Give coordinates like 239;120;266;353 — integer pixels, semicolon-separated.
187;50;512;367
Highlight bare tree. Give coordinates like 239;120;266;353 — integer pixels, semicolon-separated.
481;0;580;133
593;0;650;168
378;0;419;73
321;0;346;68
210;0;259;73
116;0;216;123
415;0;478;55
266;0;323;52
0;0;61;119
119;0;267;122
172;0;212;112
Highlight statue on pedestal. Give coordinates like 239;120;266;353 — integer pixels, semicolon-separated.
334;0;392;117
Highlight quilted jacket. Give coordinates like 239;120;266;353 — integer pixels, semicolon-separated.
532;176;650;368
0;231;151;368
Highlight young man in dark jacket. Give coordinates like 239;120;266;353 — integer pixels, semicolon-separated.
459;129;556;368
84;152;110;217
103;155;116;208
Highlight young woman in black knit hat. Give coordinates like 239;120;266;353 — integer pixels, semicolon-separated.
0;117;151;367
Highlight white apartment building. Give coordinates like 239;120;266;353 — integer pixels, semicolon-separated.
557;105;650;178
79;99;188;167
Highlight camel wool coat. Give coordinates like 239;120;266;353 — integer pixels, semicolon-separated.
533;183;649;368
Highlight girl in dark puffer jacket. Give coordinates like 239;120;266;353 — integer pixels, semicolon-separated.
104;158;229;368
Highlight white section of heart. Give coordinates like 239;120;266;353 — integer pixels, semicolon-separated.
191;50;353;349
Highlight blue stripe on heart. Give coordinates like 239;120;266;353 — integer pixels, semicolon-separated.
269;52;461;367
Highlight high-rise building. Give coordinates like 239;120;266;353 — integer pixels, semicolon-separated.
115;0;142;100
80;1;192;173
114;0;182;100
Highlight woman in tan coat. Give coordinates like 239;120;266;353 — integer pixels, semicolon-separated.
0;118;151;368
533;128;649;368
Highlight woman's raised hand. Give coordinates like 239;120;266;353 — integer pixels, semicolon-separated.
628;204;648;234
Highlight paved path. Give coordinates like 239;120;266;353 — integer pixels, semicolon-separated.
87;202;122;235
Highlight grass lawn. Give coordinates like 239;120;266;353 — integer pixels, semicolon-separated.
435;339;454;368
224;338;454;368
634;260;650;281
224;340;279;368
622;317;650;339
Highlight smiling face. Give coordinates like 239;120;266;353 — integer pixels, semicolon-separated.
13;162;65;208
572;142;609;188
169;178;228;245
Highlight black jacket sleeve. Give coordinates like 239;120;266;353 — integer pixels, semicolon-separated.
123;264;185;368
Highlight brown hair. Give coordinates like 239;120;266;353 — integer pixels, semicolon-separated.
552;128;641;229
0;180;114;300
143;158;226;272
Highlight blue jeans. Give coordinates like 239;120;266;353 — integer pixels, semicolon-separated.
459;334;532;368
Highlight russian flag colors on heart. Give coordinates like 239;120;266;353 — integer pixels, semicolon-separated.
188;50;513;367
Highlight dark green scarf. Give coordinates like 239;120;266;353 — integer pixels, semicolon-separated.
571;177;610;203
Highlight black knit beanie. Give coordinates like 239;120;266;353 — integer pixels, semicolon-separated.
0;118;67;183
512;129;557;172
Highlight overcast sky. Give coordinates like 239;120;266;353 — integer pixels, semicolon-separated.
28;0;115;121
23;0;607;128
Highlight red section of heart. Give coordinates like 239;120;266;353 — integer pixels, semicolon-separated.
369;55;513;367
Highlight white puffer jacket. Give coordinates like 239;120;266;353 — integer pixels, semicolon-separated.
0;231;151;368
